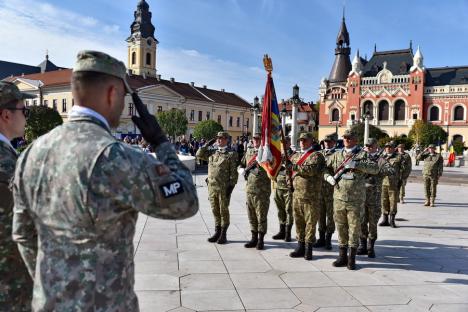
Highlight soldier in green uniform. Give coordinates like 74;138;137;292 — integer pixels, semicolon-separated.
417;144;443;207
197;131;238;244
379;141;403;228
397;143;412;204
357;138;394;258
0;82;33;311
240;134;271;250
289;132;325;260
271;136;294;242
324;129;378;270
314;133;337;250
12;51;199;311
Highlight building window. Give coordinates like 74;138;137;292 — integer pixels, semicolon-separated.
43;100;48;106
246;118;249;129
146;53;151;66
157;106;163;113
198;111;203;121
378;100;389;120
429;106;439;121
218;115;222;124
62;99;67;113
454;106;464;121
52;99;57;111
33;100;37;106
206;111;210;120
229;116;233;127
453;134;463;142
331;108;339;122
72;99;74;106
351;114;355;121
128;103;134;116
362;101;374;119
236;117;240;127
394;100;405;120
132;52;136;65
190;110;194;121
412;113;418;120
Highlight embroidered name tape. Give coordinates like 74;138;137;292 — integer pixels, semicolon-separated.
160;180;184;198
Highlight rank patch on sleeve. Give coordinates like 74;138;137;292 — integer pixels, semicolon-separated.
160;180;184;198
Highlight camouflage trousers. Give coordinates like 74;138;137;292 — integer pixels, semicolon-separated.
399;179;407;200
361;186;382;240
293;197;319;243
209;188;231;227
318;188;335;234
334;198;362;248
246;192;270;233
381;185;398;215
273;188;293;226
424;176;438;200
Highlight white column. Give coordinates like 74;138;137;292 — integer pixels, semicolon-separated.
252;108;259;135
281;112;287;133
291;102;299;150
364;116;370;145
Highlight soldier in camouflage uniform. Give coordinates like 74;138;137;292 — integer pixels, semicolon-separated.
397;143;412;204
240;134;271;250
0;82;33;311
196;131;238;244
417;144;443;207
271;136;294;242
12;51;199;312
314;133;337;250
289;132;325;260
379;141;403;228
324;129;378;270
357;138;394;258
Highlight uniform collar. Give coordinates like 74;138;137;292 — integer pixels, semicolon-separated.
300;146;314;154
0;132;16;153
69;105;110;130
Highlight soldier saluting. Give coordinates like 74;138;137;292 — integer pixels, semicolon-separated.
12;51;199;311
197;131;238;244
417;144;443;207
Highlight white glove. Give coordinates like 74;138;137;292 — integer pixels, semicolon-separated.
237;167;245;175
326;176;336;186
345;160;356;170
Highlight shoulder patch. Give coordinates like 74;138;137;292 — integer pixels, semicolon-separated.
159;180;185;198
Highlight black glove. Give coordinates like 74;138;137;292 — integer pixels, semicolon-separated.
207;138;216;146
131;93;168;147
227;185;235;196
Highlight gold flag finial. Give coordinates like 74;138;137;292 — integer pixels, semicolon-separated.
263;54;273;73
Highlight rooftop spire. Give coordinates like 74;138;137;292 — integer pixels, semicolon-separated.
336;15;350;47
329;15;351;83
128;0;156;40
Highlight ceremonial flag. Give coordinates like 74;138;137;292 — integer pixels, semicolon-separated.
448;144;456;166
256;55;282;179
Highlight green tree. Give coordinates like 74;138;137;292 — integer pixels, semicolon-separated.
193;120;223;140
408;120;448;147
156;108;188;139
24;106;63;142
378;135;414;149
350;122;388;145
452;140;465;155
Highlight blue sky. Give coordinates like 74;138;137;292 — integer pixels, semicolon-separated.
1;0;468;103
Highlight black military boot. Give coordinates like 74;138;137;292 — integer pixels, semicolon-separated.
217;226;228;244
207;226;221;243
285;224;293;242
347;247;357;270
378;214;390;226
430;198;435;207
325;232;333;250
332;246;348;267
356;238;368;255
272;224;286;240
390;214;397;228
424;198;430;206
256;232;265;250
244;231;258;248
367;238;376;258
304;243;313;260
289;242;305;258
313;231;326;248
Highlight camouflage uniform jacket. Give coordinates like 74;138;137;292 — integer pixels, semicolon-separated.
240;147;271;194
290;148;326;200
272;148;294;190
418;152;444;177
196;145;238;191
399;152;412;180
365;152;395;188
12;114;199;311
0;140;32;310
324;147;379;203
320;148;337;196
381;153;403;188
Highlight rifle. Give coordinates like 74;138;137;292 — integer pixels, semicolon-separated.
333;148;361;183
243;158;258;180
280;129;294;192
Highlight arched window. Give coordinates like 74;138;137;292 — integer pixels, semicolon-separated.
378;100;389;120
331;108;340;122
146;53;151;66
362;101;374;119
131;52;136;65
429;106;439;121
453;134;463;142
394;100;406;120
454;105;464;121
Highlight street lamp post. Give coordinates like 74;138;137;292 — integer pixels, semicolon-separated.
251;96;260;136
281;105;287;134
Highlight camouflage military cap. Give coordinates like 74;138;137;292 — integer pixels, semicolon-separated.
0;81;35;108
252;133;261;139
397;143;405;148
73;50;133;93
385;141;396;148
365;138;378;146
216;131;230;138
298;132;314;141
428;144;436;148
324;133;337;142
342;129;357;138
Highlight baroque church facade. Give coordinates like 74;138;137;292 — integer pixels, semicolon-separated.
319;17;468;144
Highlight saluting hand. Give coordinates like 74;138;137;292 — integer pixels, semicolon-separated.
131;93;168;147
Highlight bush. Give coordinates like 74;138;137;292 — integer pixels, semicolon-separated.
452;141;465;155
408;120;447;147
193;120;223;140
24;106;63;142
350;122;388;146
378;135;414;149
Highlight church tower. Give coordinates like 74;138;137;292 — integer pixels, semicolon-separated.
127;0;158;77
328;15;351;84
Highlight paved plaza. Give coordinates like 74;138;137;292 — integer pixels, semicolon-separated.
134;169;468;312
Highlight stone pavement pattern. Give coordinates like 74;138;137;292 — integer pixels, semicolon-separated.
134;172;468;312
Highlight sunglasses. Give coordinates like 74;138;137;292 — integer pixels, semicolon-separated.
7;107;30;118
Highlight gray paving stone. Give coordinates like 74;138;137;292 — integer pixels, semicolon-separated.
431;303;468;312
292;287;361;307
230;272;287;289
180;273;234;290
280;271;336;288
181;290;243;311
135;260;179;275
324;270;387;286
316;307;370;312
237;288;300;309
178;248;221;261
343;286;410;306
135;273;179;291
224;259;271;273
137;290;180;312
179;260;227;274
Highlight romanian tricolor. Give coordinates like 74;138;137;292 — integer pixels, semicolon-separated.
256;54;282;179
